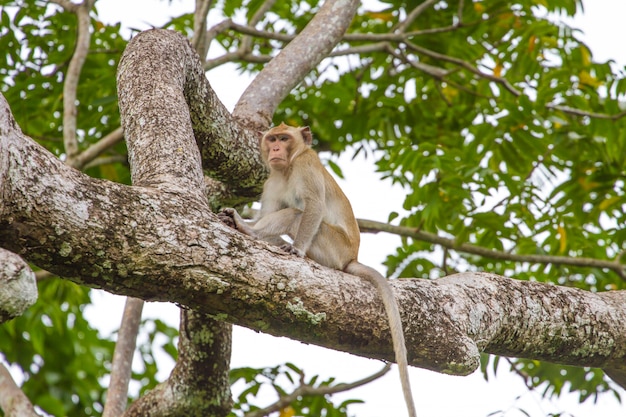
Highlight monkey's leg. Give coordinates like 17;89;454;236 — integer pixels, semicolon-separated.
250;208;302;240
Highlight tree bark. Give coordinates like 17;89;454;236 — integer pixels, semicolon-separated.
0;363;39;417
124;311;232;417
0;249;37;323
1;29;626;388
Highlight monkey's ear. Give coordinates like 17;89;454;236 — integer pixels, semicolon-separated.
300;126;313;145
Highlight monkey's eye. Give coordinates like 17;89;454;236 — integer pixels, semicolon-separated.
279;135;290;141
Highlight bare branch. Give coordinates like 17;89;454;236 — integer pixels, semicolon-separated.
246;364;391;417
50;0;96;160
83;155;128;170
233;0;360;130
240;0;277;52
394;0;440;32
357;219;626;279
68;126;125;170
0;363;39;417
192;0;214;59
103;298;144;417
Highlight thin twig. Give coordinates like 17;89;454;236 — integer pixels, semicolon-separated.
50;0;96;160
69;126;124;170
245;364;392;417
357;219;626;280
394;0;440;32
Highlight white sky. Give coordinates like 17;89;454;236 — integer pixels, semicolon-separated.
27;0;626;416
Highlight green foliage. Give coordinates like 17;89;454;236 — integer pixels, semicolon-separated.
1;0;624;414
133;318;179;398
0;0;129;181
229;362;362;417
0;280;113;417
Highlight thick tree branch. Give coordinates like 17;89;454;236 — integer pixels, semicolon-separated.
124;312;232;417
357;219;626;279
232;0;360;130
0;363;39;417
117;29;266;196
2;30;626;389
102;297;144;417
0;249;37;323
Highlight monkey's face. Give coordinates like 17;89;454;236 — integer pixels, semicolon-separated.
262;133;294;170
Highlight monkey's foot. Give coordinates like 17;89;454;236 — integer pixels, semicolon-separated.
280;243;305;258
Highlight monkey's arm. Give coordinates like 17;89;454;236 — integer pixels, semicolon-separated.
219;207;300;249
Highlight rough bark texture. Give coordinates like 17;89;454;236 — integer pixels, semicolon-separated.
124;311;233;417
2;29;626;391
0;247;37;324
117;30;266;199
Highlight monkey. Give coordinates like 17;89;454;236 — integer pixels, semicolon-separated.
220;123;416;417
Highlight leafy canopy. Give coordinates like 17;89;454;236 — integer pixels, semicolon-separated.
1;0;625;415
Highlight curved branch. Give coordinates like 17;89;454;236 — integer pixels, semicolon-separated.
233;0;360;130
117;29;266;195
50;0;96;160
357;219;626;279
68;126;125;170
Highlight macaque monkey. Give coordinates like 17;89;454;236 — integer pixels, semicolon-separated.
220;123;416;417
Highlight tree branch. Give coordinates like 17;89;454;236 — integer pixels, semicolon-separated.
0;363;39;417
0;248;37;323
394;0;440;32
233;0;360;130
124;311;233;417
117;29;266;196
50;0;96;160
192;0;214;61
3;30;626;386
246;364;391;417
102;297;144;417
357;219;626;279
68;126;125;170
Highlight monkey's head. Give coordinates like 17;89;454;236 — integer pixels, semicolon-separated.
260;123;312;171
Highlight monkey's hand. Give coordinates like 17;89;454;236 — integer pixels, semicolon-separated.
218;208;238;229
280;243;305;258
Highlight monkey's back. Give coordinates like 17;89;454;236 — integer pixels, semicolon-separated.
302;149;361;256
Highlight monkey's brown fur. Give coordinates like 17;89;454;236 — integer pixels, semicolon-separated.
221;123;416;417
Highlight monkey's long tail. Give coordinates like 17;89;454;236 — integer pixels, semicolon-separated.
344;261;417;417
